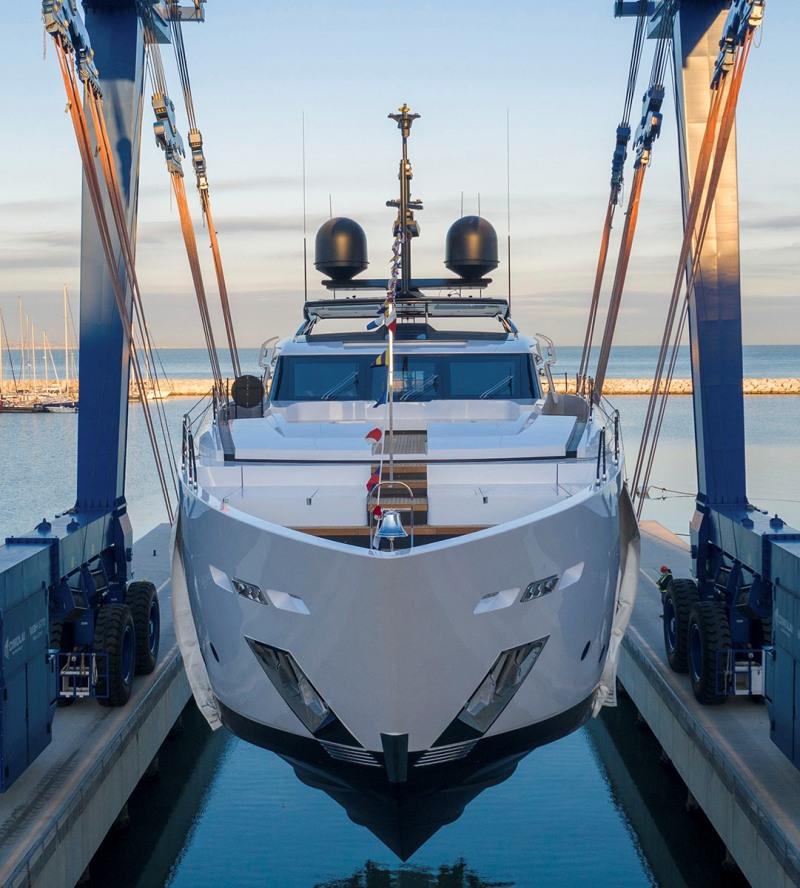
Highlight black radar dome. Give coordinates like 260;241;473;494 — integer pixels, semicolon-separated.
445;215;498;280
314;217;368;282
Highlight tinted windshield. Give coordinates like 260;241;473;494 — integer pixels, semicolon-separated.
270;353;539;402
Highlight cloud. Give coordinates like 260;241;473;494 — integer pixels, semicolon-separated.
0;250;77;270
742;214;800;232
0;197;77;217
17;230;80;250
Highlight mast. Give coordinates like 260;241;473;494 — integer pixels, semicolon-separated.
18;298;24;388
44;332;49;390
385;105;422;481
387;104;421;296
31;320;36;387
64;285;69;394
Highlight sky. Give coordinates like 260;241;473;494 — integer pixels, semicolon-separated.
0;1;798;348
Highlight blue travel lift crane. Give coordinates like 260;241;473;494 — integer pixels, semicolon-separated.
0;0;205;792
615;0;800;768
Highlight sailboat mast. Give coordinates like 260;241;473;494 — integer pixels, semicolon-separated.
18;298;24;387
64;286;68;393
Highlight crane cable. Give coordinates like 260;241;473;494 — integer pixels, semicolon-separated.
65;51;179;514
168;6;241;379
630;81;729;511
52;39;177;521
578;0;649;393
593;3;675;400
145;36;223;390
633;29;758;519
85;81;180;501
86;81;181;500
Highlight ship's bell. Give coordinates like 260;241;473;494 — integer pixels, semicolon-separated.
374;509;407;541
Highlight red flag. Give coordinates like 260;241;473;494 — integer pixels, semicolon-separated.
365;427;382;443
366;470;381;492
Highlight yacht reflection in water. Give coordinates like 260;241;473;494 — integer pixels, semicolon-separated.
241;720;550;860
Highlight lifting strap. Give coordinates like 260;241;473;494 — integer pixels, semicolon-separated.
146;38;223;390
592;162;646;398
591;4;674;399
578;0;650;393
53;38;177;521
632;28;758;518
169;10;241;378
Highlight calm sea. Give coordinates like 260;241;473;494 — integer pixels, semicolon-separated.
3;344;800;384
1;370;797;886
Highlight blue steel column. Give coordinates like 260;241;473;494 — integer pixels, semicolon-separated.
671;2;747;510
76;5;145;513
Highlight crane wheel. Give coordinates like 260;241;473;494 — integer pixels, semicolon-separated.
688;601;732;705
755;612;772;648
95;603;136;707
126;581;160;675
661;578;698;673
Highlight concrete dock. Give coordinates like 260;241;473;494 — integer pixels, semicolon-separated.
622;523;800;888
0;521;798;887
0;524;189;888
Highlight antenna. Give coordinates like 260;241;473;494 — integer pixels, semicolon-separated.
506;108;512;311
477;192;481;217
328;193;333;219
302;112;308;302
460;191;464;218
387;103;422;295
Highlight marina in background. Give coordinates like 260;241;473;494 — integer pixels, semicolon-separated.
2;345;800;401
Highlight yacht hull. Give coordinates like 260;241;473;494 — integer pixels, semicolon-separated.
174;470;626;771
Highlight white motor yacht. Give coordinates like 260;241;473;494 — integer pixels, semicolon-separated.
172;107;639;789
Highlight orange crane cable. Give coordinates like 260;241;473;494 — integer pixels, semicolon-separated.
578;200;616;392
55;41;175;520
88;91;177;403
630;79;728;502
593;162;647;399
169;172;224;386
202;195;241;378
161;20;240;378
85;90;181;497
633;32;756;517
146;42;222;391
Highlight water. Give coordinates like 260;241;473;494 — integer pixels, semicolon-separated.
3;344;800;385
1;386;797;887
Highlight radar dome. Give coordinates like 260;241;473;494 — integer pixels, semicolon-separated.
314;217;368;282
445;215;498;280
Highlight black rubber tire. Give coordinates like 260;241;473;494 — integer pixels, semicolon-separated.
126;581;160;675
755;613;773;648
49;619;63;651
95;603;136;707
688;601;732;705
661;578;698;673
